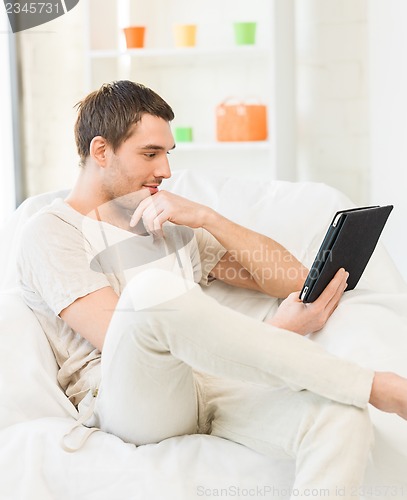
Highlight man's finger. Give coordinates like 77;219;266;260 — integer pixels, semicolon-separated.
141;203;163;233
313;268;347;307
130;196;154;227
325;271;348;315
151;212;169;237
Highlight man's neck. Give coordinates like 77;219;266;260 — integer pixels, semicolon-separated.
65;169;147;234
65;164;103;214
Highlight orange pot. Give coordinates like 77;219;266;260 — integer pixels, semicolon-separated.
123;26;146;49
173;24;197;47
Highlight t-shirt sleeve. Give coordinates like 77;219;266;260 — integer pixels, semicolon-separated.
17;212;112;316
192;227;227;286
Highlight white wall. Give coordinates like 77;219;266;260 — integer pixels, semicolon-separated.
368;0;407;281
0;9;16;224
295;0;369;205
17;1;86;197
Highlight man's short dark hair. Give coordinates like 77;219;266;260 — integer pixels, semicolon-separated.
74;80;175;166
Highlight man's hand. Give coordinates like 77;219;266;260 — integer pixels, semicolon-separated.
266;268;349;335
130;190;211;235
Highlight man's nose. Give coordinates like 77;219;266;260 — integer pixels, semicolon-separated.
155;154;172;179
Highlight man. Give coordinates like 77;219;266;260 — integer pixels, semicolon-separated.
17;81;407;498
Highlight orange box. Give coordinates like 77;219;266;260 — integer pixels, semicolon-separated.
216;102;268;142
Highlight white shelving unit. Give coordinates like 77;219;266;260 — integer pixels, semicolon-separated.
85;0;296;180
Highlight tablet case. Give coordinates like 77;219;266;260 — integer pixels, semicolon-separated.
299;205;393;303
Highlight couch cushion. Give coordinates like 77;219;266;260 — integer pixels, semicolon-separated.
0;291;77;429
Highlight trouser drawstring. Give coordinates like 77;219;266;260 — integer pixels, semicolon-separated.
60;395;98;452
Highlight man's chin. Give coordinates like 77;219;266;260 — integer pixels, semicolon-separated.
113;189;151;208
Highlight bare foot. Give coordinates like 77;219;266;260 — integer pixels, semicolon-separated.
369;372;407;420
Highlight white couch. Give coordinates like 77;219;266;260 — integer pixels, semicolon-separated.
1;170;407;499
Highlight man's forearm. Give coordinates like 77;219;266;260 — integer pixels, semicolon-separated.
202;209;308;297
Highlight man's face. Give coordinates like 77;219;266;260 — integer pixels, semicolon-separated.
102;114;175;211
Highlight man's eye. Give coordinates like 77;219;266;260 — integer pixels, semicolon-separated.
144;153;156;158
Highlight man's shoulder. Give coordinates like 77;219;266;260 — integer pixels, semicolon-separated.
26;198;83;226
20;198;83;241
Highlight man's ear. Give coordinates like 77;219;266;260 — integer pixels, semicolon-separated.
90;136;109;167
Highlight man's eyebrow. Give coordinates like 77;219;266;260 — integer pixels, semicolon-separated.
138;144;176;151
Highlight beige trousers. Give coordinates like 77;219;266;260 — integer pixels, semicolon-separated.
91;269;374;499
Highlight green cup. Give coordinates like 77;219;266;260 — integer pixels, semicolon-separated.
233;22;257;45
175;126;193;142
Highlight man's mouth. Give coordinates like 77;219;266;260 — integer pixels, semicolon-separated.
143;185;160;195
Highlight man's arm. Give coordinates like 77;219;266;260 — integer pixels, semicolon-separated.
60;286;118;351
130;190;308;298
203;213;308;298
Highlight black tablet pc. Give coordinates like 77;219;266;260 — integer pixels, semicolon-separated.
299;205;393;303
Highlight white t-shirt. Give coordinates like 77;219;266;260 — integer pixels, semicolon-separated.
17;198;226;406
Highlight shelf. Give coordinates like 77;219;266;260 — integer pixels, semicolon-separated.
89;45;270;63
174;141;271;152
